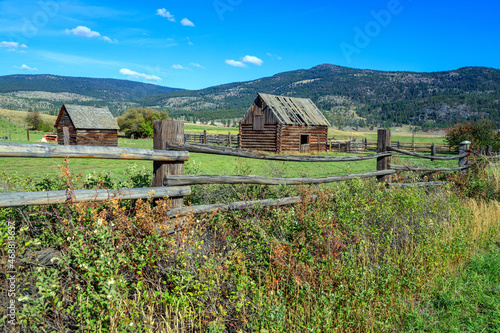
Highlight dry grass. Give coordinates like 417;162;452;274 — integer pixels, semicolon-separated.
468;199;500;243
328;125;446;143
0;108;57;127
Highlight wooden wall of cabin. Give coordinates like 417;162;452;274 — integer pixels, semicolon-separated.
278;125;328;153
239;124;277;153
56;109;77;145
56;127;77;145
76;129;118;146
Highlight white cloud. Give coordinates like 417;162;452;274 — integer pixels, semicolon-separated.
190;62;205;69
242;55;263;66
180;18;195;27
0;41;27;52
0;41;28;53
226;55;264;68
119;68;162;82
225;59;247;68
14;64;38;71
65;26;101;38
65;26;116;43
0;41;20;48
172;64;187;70
102;36;116;43
156;8;175;22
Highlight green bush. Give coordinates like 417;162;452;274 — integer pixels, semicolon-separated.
117;107;170;138
445;119;500;150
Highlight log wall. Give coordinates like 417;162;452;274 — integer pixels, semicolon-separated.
56;110;77;145
76;129;118;146
278;125;328;154
239;124;277;152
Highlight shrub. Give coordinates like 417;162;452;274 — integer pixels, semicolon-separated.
445;119;500;150
117;107;170;138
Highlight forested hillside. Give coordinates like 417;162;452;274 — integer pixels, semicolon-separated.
0;74;183;115
1;66;498;128
137;65;500;128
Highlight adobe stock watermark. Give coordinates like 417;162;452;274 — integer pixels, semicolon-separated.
7;1;60;46
213;0;243;21
340;0;405;63
6;221;17;326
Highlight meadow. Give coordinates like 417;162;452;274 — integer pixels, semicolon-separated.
1;164;499;331
0;110;499;332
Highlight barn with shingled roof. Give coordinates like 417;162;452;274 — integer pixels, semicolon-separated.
54;104;119;146
239;93;330;154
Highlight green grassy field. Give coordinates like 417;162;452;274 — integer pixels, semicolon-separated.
0;134;456;184
329;125;446;143
0;109;454;184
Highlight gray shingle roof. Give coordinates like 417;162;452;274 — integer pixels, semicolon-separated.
60;104;119;130
258;93;330;126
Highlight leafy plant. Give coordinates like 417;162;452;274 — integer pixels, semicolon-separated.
117;107;170;138
445;119;500;150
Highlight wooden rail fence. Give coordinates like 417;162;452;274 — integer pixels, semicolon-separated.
0;121;489;224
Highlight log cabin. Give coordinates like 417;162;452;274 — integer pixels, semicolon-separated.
54;104;119;146
239;93;330;154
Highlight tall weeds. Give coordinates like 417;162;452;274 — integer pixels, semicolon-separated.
0;164;499;332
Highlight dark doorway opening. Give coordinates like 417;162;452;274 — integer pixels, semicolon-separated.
300;134;310;145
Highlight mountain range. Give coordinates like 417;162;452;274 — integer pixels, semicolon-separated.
1;65;499;129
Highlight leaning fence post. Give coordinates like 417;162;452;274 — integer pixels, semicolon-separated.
63;126;70;145
459;141;471;172
153;120;185;210
377;129;392;183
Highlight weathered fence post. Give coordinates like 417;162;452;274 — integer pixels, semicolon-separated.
153;120;185;210
228;132;232;147
377;129;391;183
431;143;436;162
63;126;70;145
203;129;207;144
486;145;492;157
27;129;29;141
459;141;471;172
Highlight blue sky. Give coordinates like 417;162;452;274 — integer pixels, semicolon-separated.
1;0;499;90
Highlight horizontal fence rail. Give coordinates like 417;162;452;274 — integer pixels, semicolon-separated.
389;164;470;172
166;195;320;218
0;143;189;162
388;146;467;160
166;142;392;162
0;122;477;222
164;170;396;186
387;181;448;188
0;186;191;208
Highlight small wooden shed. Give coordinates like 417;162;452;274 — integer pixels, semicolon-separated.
239;93;330;154
54;104;119;146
